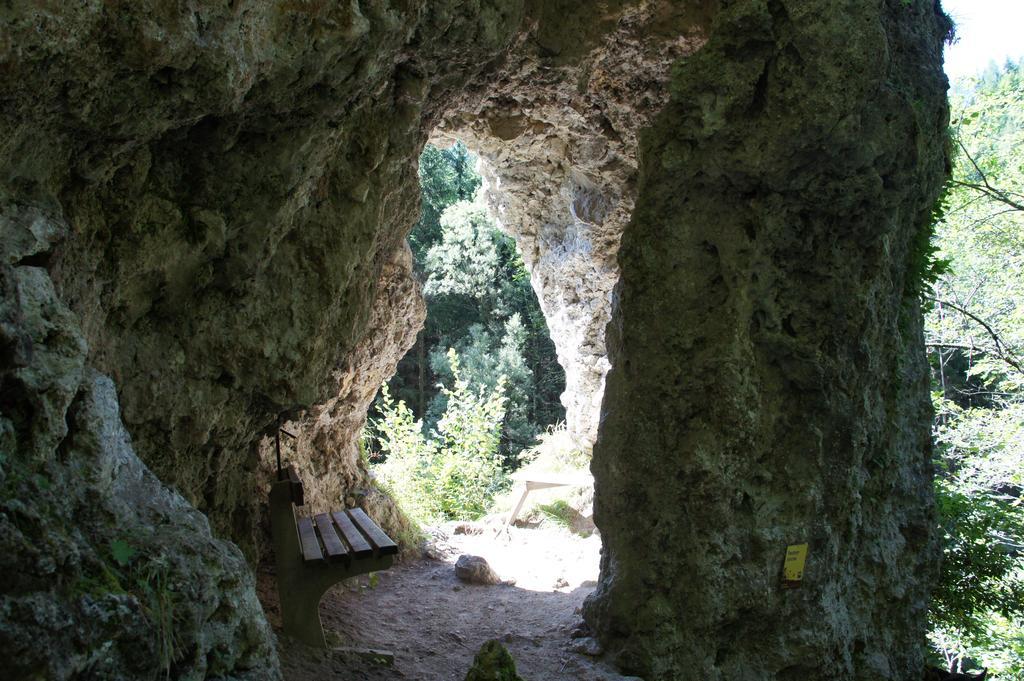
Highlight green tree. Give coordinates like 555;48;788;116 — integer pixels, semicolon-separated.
925;59;1024;677
383;143;564;464
428;315;538;461
928;60;1024;393
390;142;489;418
425;202;504;299
369;350;508;524
410;142;480;266
929;398;1024;676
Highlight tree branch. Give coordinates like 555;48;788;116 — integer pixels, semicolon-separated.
954;140;1024;212
926;343;976;351
926;297;1024;374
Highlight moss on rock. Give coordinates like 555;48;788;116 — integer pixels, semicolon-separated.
464;640;524;681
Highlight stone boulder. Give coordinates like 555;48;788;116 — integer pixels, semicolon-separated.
455;554;503;585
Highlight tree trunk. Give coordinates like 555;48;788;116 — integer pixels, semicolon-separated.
417;330;427;418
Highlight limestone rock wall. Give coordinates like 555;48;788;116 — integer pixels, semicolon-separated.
16;0;527;550
3;2;696;677
436;2;709;450
256;243;425;551
0;217;278;680
0;2;529;678
583;1;950;678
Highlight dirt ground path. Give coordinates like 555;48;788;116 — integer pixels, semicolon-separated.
262;524;639;680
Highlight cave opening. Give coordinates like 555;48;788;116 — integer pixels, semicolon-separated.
370;140;566;467
363;140;604;570
0;0;955;678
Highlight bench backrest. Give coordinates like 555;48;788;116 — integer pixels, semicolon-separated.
283;464;304;506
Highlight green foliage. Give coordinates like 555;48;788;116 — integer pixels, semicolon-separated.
366;475;426;550
537;499;574;529
928;60;1024;391
933;482;1023;630
369;385;438;523
410;142;481;266
136;561;177;679
931;403;1024;628
370;350;509;524
929;404;1024;676
419;196;561;455
908;182;953;300
925;60;1024;677
373;384;436;463
70;562;125;600
103;540;179;677
432;350;509;518
516;421;587;472
109;539;137;567
384;142;565;466
428;315;539;461
424;201;504;300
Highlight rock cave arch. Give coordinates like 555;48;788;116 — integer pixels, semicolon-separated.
0;1;951;680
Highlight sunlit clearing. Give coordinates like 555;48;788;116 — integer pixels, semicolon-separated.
440;523;601;594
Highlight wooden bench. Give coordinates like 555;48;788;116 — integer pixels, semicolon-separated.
505;469;594;527
269;465;398;648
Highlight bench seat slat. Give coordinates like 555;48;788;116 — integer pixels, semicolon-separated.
348;508;398;556
331;510;373;559
314;513;349;564
297;516;324;564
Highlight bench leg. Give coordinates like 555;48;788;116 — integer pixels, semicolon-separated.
277;558;394;648
506;483;531;528
270;481;329;647
278;582;332;648
278;586;327;647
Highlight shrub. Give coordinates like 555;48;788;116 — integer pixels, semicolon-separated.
369;349;508;524
370;385;440;523
516;422;587;471
929;398;1024;676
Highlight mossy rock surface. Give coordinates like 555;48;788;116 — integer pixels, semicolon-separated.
464;640;524;681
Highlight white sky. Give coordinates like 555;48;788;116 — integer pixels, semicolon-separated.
942;0;1024;80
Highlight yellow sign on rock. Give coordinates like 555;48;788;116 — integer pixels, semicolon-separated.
782;543;808;587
